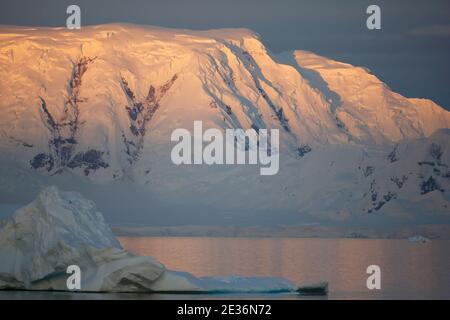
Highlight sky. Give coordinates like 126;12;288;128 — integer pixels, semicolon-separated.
0;0;449;109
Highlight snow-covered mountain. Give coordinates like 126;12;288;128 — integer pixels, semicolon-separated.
0;24;449;227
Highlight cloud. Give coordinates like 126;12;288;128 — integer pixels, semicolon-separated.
410;24;450;37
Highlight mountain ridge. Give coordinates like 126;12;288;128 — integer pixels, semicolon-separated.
0;23;449;226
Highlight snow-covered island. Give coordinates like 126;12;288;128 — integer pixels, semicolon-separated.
0;186;327;295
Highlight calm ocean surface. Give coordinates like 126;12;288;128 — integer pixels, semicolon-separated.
1;237;449;299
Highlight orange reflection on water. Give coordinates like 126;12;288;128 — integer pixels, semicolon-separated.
118;237;450;299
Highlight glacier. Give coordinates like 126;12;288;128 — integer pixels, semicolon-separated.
0;186;325;294
0;23;449;226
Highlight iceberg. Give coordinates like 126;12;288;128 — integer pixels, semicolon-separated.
0;186;327;295
408;235;431;244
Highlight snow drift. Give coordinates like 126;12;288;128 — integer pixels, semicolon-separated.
0;186;314;293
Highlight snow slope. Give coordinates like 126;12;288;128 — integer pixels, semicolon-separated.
0;24;449;226
285;50;450;144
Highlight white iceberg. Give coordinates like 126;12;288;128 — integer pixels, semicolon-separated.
408;235;431;244
0;186;326;294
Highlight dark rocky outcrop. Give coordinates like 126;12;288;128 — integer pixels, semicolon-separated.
120;74;178;163
30;57;109;175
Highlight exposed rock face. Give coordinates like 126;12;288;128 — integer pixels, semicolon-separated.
29;57;109;176
120;74;178;164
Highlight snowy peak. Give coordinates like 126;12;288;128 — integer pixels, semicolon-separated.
289;50;450;144
0;23;348;179
0;24;448;224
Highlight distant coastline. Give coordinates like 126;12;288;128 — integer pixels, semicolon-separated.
112;224;450;239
